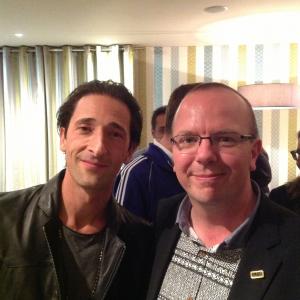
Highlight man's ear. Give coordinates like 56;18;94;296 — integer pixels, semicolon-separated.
59;127;67;153
151;129;155;136
250;139;262;171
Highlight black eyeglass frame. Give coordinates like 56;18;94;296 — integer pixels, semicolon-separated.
170;133;256;149
290;150;300;161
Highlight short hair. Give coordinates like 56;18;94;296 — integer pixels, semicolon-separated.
151;105;167;130
165;83;199;135
185;82;259;137
57;80;142;148
297;131;300;139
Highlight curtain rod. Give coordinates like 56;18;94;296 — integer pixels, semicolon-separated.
0;45;145;53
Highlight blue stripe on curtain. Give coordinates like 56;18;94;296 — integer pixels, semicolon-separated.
204;46;213;82
254;110;263;138
270;110;280;188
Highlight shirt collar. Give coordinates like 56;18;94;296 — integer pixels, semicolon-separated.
176;180;261;252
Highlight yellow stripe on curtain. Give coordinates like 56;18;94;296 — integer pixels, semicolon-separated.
238;45;247;87
187;46;196;83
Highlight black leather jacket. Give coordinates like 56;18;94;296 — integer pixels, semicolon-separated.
0;170;154;299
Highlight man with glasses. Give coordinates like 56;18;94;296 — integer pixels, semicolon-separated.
147;83;300;300
270;131;300;214
290;135;300;169
114;103;185;222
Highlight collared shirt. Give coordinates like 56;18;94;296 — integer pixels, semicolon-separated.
176;181;261;252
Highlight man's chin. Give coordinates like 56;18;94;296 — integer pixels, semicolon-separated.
76;176;106;190
189;187;220;205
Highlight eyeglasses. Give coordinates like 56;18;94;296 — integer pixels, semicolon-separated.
290;150;300;161
170;132;256;154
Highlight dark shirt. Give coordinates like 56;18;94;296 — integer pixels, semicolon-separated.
61;225;106;299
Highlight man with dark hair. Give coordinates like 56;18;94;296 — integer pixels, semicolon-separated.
131;105;167;159
147;82;300;300
270;130;300;214
114;101;186;222
151;105;167;141
0;80;153;299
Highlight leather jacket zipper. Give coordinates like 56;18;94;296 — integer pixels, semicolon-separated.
43;226;62;299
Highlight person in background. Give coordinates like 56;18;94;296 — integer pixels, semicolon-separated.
151;105;167;141
147;82;300;300
131;105;167;159
114;92;194;222
0;80;153;300
269;131;300;214
251;148;272;194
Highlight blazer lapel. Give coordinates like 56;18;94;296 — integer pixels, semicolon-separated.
147;224;181;300
228;199;283;300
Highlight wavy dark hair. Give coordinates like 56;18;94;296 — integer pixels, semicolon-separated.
151;105;167;130
56;80;142;148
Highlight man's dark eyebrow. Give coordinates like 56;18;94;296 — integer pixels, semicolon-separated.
108;122;127;134
74;118;127;134
75;118;95;126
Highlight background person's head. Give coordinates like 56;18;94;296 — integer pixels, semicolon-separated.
57;79;142;150
165;83;198;135
290;131;300;169
151;105;167;141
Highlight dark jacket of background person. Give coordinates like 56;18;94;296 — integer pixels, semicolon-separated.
147;193;300;300
251;148;272;194
114;143;185;222
0;170;154;300
269;177;300;214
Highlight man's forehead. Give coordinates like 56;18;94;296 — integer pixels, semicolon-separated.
187;86;239;100
178;88;245;112
155;113;166;123
172;87;253;131
71;95;131;126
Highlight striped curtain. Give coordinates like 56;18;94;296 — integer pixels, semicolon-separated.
0;45;134;191
133;44;300;189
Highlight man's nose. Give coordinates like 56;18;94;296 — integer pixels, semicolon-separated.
88;133;108;156
194;138;217;164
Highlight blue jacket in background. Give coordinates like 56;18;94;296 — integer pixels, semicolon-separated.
114;143;184;222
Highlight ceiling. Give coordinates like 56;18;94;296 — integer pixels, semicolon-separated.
2;0;300;46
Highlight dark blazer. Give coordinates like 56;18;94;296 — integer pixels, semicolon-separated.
270;184;300;215
147;193;300;300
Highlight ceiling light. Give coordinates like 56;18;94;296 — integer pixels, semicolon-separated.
14;33;24;38
204;5;228;13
